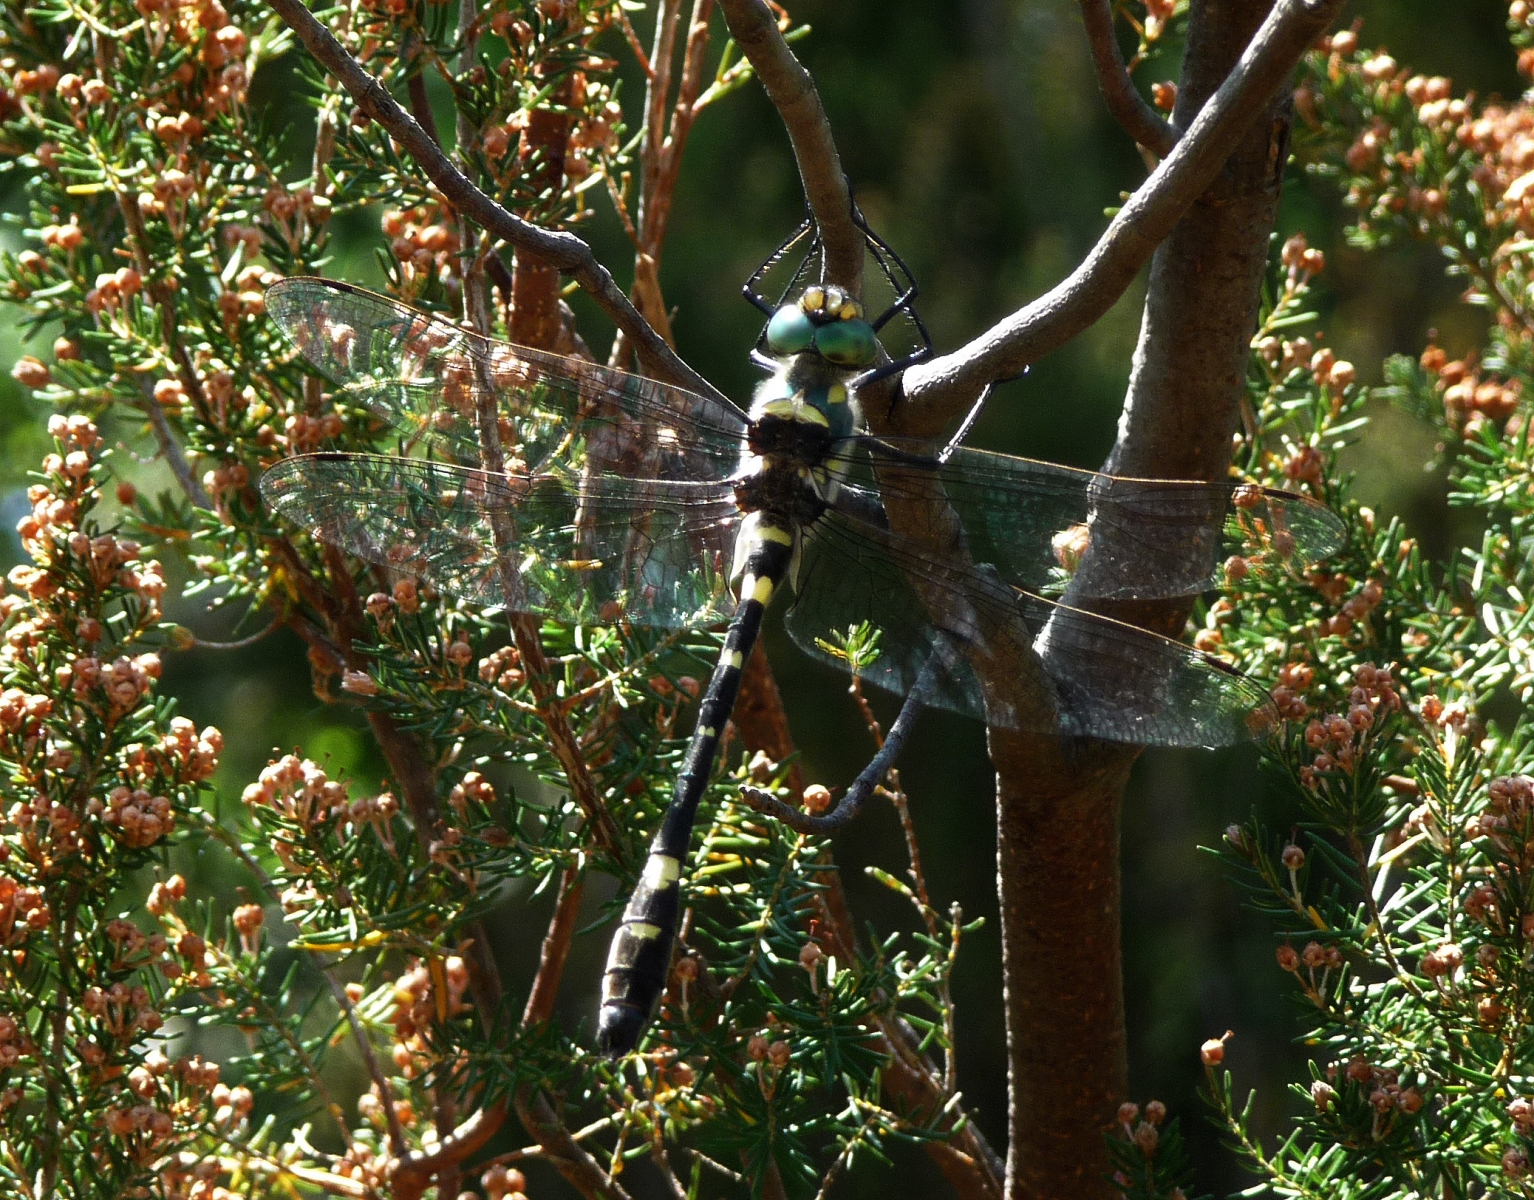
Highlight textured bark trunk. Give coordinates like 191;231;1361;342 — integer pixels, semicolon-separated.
995;1;1295;1195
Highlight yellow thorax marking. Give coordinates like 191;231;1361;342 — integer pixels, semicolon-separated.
760;397;831;428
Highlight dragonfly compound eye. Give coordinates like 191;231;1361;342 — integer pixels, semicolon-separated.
766;304;815;356
813;316;878;367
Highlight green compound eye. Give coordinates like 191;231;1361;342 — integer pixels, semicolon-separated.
765;305;815;356
813;317;878;367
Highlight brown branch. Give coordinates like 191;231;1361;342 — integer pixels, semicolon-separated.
896;0;1345;437
988;0;1319;1191
730;647;1004;1200
714;0;862;294
264;0;724;402
523;865;585;1027
1081;0;1177;155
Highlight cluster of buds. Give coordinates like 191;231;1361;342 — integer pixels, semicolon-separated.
1279;231;1327;283
55;73;112;111
147;108;206;145
382;205;461;282
1418;692;1469;730
103;917;169;973
0;687;52;737
160;715;222;783
1465;775;1534;873
209;1082;254;1128
480;109;530;162
98;785;175;848
0;876;50;945
201;459;250;502
746;1031;793;1073
85;265;145;315
63;653;163;719
1255;335;1356;398
1335;1056;1424;1121
7;788;85;860
9;62;60;97
566;86;624;181
82;981;163;1039
389;956;470;1074
0;1012;34;1068
217;263;278;325
1423;345;1523;434
1418;940;1464;982
447;770;496;815
102;1102;176;1159
1276;938;1344;1002
479;644;525;690
1298;664;1400;787
480;1164;530;1200
281;410;344;454
1270;661;1314;722
1114;1099;1169;1163
242;755;349;831
146;872;186;917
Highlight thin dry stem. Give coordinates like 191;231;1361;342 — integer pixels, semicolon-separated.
897;0;1347;437
1082;0;1178;155
714;0;861;293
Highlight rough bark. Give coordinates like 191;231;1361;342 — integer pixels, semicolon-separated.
991;0;1298;1195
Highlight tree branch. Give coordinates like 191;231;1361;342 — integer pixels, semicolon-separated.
714;0;862;294
987;0;1317;1192
896;0;1344;437
1081;0;1177;156
264;0;724;402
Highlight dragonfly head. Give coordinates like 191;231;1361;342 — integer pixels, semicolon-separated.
766;285;878;368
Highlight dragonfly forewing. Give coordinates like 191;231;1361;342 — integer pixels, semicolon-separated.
827;438;1346;601
261;453;742;629
266;278;749;483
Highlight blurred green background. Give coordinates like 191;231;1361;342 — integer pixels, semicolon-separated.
0;0;1517;1193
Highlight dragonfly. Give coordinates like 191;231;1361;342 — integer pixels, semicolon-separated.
259;242;1345;1056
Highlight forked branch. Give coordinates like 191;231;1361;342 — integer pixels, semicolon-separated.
264;0;724;403
1081;0;1177;156
898;0;1345;436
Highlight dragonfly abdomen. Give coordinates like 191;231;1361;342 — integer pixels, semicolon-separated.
596;523;796;1057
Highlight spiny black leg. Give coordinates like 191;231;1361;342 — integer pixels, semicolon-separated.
739;650;938;834
743;218;817;316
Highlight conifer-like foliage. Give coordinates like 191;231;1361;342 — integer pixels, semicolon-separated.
1186;11;1534;1199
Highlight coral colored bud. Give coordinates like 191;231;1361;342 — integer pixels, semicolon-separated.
1200;1032;1231;1067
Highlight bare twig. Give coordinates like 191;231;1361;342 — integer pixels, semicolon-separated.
714;0;861;293
264;0;724;402
135;377;211;509
1081;0;1177;156
896;0;1345;437
523;866;585;1027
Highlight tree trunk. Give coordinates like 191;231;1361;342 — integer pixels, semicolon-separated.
995;0;1294;1195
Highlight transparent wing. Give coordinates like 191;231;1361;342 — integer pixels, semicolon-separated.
265;278;749;482
826;437;1346;600
786;509;1277;748
262;453;742;629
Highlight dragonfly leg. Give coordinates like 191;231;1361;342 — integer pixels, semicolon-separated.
739;650;937;834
